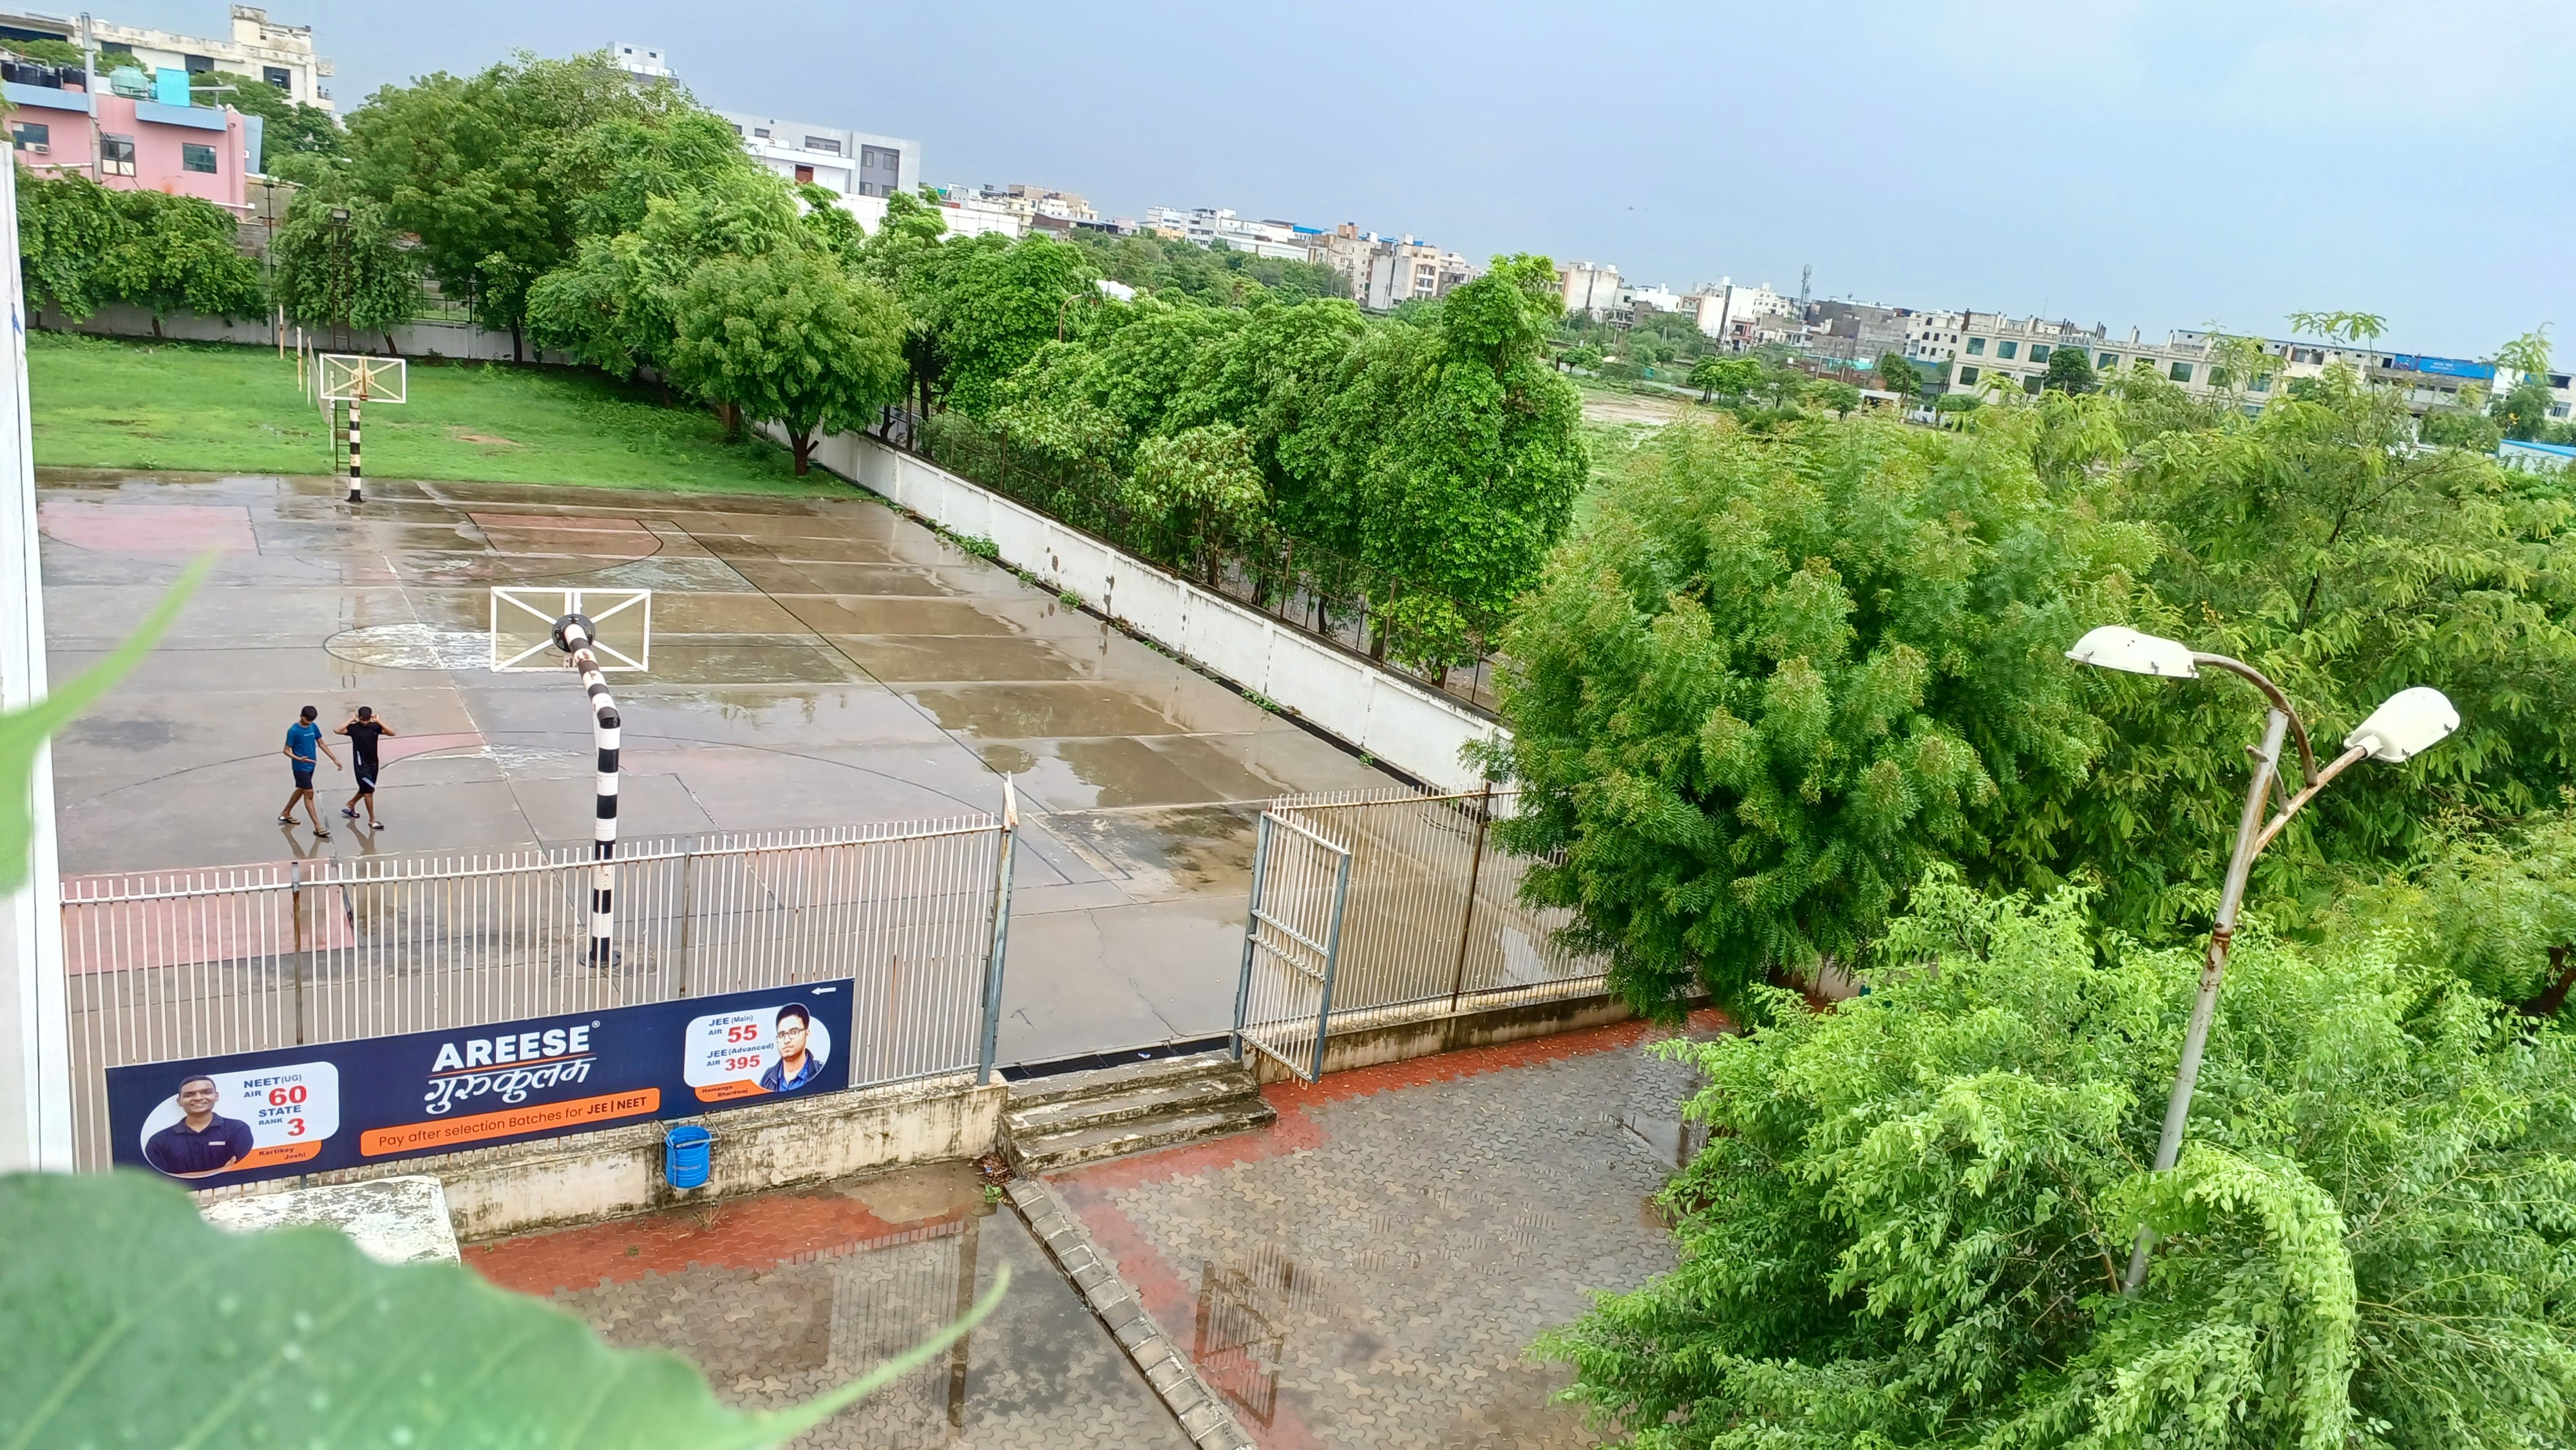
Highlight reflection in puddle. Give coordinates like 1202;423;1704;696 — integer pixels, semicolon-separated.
1192;1243;1305;1429
826;1215;980;1444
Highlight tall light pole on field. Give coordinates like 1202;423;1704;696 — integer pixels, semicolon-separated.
2065;626;2459;1296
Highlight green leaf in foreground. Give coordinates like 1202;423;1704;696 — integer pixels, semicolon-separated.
0;554;209;892
0;1169;1007;1450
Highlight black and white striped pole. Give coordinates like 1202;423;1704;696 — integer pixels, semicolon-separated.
552;611;620;967
345;383;363;504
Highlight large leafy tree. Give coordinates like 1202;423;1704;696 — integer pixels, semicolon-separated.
16;167;125;321
208;71;341;168
1307;254;1588;644
1544;875;2576;1449
89;187;265;323
667;250;907;473
1487;413;2143;1010
17;175;263;323
2043;342;2099;393
268;191;423;344
1875;349;1918;399
345;50;683;353
913;233;1094;415
2079;365;2576;935
526;168;801;381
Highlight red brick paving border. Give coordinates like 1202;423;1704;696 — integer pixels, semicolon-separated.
465;1187;955;1297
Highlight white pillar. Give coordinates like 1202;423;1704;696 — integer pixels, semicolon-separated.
0;160;73;1172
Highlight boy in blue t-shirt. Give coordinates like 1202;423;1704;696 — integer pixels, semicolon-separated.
277;704;341;837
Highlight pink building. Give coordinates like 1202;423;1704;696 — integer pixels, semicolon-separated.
5;71;259;212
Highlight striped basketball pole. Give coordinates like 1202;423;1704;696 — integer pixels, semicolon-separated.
551;612;620;968
345;384;363;504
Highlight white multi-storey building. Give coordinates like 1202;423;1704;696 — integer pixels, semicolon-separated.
1141;205;1319;261
1558;261;1623;318
1906;310;1965;363
716;111;917;201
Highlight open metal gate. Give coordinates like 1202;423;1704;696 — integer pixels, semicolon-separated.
1231;811;1350;1082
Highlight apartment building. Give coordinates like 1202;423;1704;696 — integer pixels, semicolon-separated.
5;55;260;207
1140;205;1317;260
1558;261;1623;318
716;110;918;203
0;5;330;108
1689;280;1798;348
1937;314;2561;419
1365;238;1474;310
1808;300;1913;365
1906;310;1965;364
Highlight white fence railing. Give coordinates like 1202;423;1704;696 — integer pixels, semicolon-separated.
59;818;1008;1171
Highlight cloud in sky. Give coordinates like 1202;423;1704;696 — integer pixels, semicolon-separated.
102;0;2576;353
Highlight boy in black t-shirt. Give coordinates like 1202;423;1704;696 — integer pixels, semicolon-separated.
336;706;396;828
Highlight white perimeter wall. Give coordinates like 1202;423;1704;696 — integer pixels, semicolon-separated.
794;426;1504;792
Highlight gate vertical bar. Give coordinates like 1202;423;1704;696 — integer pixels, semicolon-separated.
1445;783;1492;1013
1232;814;1273;1064
976;781;1018;1085
1306;847;1352;1083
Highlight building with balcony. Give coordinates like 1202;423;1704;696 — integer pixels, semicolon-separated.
0;5;330;109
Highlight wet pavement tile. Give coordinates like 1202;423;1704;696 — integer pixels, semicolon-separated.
1046;1022;1709;1448
466;1162;1191;1448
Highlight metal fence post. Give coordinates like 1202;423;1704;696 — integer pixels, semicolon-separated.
1446;783;1493;1015
674;834;698;999
1308;846;1352;1083
289;861;309;1046
975;782;1019;1086
1233;815;1273;1063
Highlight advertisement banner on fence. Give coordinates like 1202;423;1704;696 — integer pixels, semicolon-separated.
106;980;855;1189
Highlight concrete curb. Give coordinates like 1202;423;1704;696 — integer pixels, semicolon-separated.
1003;1175;1255;1450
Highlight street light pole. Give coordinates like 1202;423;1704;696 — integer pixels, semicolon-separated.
2064;627;2457;1296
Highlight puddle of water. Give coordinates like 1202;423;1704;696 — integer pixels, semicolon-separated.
776;597;1028;638
836;635;1088;684
325;621;493;670
904;684;1180;739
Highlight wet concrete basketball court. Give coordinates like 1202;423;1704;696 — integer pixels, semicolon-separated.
36;469;1396;1066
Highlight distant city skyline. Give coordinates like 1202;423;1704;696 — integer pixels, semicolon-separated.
91;0;2576;358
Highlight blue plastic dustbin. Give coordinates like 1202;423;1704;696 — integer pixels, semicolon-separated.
664;1124;712;1190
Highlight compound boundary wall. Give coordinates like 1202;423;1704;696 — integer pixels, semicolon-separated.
795;426;1502;793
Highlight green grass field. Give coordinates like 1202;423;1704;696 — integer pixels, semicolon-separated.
26;333;840;495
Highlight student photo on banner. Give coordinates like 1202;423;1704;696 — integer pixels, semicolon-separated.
141;1074;255;1179
759;1003;824;1092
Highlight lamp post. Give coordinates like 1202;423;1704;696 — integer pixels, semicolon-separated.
2065;626;2458;1295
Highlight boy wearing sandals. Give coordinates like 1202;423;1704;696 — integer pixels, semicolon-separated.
278;705;339;837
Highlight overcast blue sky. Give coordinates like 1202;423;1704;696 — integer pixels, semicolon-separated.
118;0;2576;355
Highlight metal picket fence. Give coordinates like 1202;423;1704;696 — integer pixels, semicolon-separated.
58;816;1010;1172
1236;786;1606;1080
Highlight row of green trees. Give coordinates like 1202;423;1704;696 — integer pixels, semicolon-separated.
1502;348;2576;1444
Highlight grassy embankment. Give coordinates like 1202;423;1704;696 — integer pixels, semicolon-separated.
26;332;837;495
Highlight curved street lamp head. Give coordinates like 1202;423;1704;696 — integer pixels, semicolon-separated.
2065;625;2200;679
2344;686;2459;763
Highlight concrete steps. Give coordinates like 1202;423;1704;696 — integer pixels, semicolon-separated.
1001;1050;1274;1173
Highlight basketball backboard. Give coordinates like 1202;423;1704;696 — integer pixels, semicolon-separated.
319;354;408;403
490;587;651;672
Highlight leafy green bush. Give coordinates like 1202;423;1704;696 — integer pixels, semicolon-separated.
1485;415;2146;1010
1542;873;2576;1448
